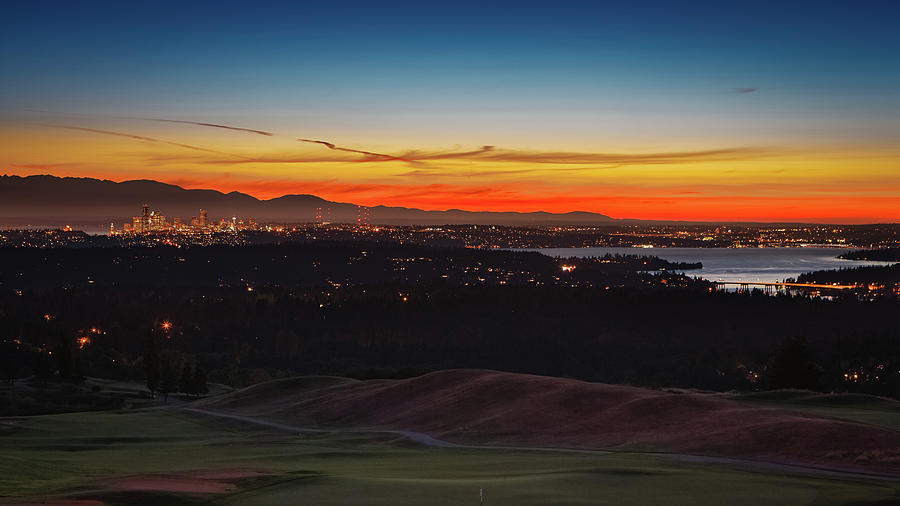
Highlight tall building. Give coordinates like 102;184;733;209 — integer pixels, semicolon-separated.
149;212;165;231
199;209;208;228
140;204;150;233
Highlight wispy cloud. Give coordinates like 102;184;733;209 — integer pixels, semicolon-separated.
731;87;758;94
134;118;276;136
440;147;769;165
297;138;419;164
111;114;413;164
37;124;250;159
96;115;773;169
396;146;497;161
34;116;775;175
198;146;773;168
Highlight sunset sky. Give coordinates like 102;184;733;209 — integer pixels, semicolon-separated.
2;1;899;222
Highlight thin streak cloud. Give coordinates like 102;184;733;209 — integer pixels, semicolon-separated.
297;138;419;164
465;147;769;165
135;118;276;136
108;114;416;164
118;116;772;168
198;146;773;168
33;116;775;176
37;124;250;159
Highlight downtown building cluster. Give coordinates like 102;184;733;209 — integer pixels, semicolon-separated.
112;204;256;235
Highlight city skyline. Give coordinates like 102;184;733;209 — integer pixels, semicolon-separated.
2;1;899;223
4;4;900;504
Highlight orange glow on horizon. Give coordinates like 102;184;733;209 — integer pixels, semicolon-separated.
155;177;900;223
4;168;899;223
3;120;899;224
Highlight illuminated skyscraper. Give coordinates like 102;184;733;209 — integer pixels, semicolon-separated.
140;204;150;233
199;209;208;228
150;212;165;231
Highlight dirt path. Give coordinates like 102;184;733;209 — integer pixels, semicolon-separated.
182;406;459;447
181;406;900;483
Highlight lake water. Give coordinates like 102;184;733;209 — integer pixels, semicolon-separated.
528;247;895;284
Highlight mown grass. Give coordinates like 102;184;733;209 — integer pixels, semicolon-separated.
729;390;900;431
1;408;898;505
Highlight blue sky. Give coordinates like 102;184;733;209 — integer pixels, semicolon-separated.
4;0;898;120
2;0;899;221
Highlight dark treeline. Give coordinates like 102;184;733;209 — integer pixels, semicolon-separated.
1;243;897;399
1;281;898;398
795;263;900;285
142;333;208;403
0;243;700;290
839;247;900;262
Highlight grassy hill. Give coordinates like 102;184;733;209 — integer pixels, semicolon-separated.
200;369;900;475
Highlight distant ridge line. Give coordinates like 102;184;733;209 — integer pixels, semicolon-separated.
1;174;893;227
0;174;616;226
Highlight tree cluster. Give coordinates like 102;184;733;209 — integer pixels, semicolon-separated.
143;335;207;402
0;244;898;399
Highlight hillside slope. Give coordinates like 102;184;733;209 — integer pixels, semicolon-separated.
200;369;900;475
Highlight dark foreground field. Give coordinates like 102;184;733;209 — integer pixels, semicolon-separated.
2;370;900;505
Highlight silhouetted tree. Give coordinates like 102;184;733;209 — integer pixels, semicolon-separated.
767;336;822;391
160;358;178;403
34;352;53;388
0;341;16;385
179;362;194;395
55;334;74;382
70;355;84;384
193;364;209;396
143;334;160;397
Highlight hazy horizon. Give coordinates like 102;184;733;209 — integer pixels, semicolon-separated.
3;173;899;226
2;1;899;222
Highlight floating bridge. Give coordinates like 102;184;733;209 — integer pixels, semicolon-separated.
714;281;856;293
